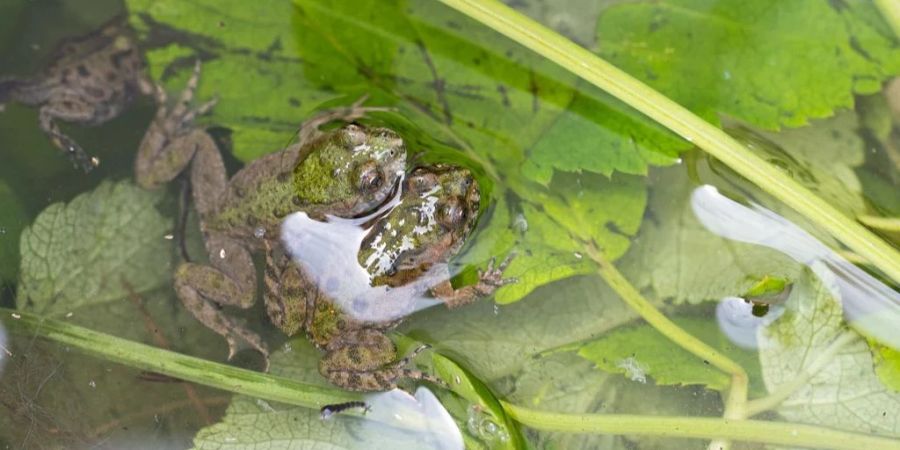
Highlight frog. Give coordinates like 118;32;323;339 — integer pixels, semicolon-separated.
0;16;152;171
267;164;517;391
136;62;515;391
134;61;407;364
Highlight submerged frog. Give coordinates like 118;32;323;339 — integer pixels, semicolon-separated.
134;63;406;363
0;17;153;171
270;165;516;391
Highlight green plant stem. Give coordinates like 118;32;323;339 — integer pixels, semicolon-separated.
585;243;749;420
1;308;358;409
439;0;900;284
502;401;900;450
875;0;900;39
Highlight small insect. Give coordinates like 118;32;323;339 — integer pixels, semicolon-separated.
320;400;370;420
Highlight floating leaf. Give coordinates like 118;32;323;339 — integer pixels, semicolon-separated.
597;0;900;129
505;351;717;450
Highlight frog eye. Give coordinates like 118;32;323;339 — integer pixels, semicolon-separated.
437;197;466;230
343;124;367;147
356;161;383;193
408;172;438;194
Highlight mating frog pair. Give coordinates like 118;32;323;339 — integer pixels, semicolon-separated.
134;64;516;391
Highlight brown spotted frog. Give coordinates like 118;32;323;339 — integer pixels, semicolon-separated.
0;17;152;171
273;165;516;391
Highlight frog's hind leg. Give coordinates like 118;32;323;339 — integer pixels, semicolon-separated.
38;99;99;172
175;234;269;365
320;330;441;391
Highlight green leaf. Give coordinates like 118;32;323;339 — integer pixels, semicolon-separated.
16;180;172;316
456;171;645;304
127;0;337;160
597;0;900;129
577;315;764;394
521;87;684;185
758;266;900;436
0;181;27;282
405;274;640;382
871;341;900;392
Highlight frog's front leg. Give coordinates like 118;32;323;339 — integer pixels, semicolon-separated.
134;61;217;190
38;98;99;172
319;329;440;392
431;254;518;308
174;234;269;363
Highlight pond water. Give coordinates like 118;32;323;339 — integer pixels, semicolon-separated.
1;1;898;449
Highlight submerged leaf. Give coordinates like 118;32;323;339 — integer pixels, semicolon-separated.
17;181;172;316
577;316;764;394
597;0;900;129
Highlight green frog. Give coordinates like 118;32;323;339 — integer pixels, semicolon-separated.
136;65;514;391
134;63;405;363
0;17;153;171
272;165;516;391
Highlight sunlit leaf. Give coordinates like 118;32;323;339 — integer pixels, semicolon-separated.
597;0;900;129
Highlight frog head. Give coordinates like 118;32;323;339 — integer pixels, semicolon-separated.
293;124;406;218
358;164;480;287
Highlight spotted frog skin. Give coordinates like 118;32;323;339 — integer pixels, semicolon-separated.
267;165;516;391
134;63;405;365
0;17;152;171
